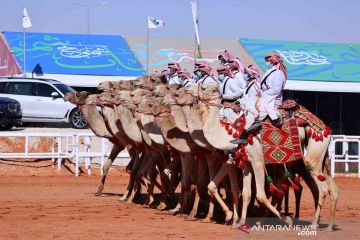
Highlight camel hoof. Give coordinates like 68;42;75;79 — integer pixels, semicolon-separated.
284;216;293;226
225;211;233;222
325;226;334;232
200;218;212;223
125;199;133;204
95;185;104;196
186;215;197;221
94;191;102;196
169;208;180;214
177;213;189;218
157;202;167;211
311;222;319;228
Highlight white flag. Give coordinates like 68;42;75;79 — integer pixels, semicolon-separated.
23;7;32;29
190;1;202;58
148;16;165;29
191;1;200;45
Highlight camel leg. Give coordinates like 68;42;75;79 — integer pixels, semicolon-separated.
156;152;171;211
239;163;252;225
125;177;141;204
207;162;233;222
250;157;292;225
95;144;124;196
164;154;181;180
293;183;303;219
123;150;149;203
188;156;206;220
229;165;240;226
205;155;223;222
178;153;195;217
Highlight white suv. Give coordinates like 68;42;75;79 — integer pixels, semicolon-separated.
0;77;87;129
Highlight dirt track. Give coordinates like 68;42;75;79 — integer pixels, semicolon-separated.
0;168;359;240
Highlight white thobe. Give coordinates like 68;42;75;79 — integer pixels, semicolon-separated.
168;74;183;85
240;79;260;128
218;76;243;123
196;75;218;85
258;66;286;120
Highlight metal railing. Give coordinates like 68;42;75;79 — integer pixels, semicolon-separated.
329;135;360;178
0;131;130;176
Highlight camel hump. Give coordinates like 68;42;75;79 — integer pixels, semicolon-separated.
280;99;298;110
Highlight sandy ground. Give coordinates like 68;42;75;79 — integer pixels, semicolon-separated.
0;166;359;240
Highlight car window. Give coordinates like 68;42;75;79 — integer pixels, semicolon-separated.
6;82;33;96
35;83;58;97
54;84;76;94
0;82;6;93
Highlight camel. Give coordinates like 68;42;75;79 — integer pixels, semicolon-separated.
163;85;227;222
113;84;173;210
63;92;135;197
186;83;338;230
150;86;206;215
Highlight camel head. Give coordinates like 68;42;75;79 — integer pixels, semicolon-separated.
153;84;168;97
64;91;90;105
97;81;113;92
150;74;167;84
137;95;154;114
131;88;152;105
112;80;133;91
151;97;164;116
132;75;151;89
85;94;100;105
174;86;195;106
98;91;116;105
199;84;221;101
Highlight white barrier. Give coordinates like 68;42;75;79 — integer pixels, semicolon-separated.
329;135;360;178
0;131;130;176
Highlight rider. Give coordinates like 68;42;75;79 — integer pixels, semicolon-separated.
194;62;218;85
227;57;247;96
167;62;183;85
178;69;194;87
217;65;242;122
233;52;287;144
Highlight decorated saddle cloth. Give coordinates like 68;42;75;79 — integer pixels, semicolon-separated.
260;118;303;164
281;100;332;141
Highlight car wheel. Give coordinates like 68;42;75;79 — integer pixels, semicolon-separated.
70;109;88;129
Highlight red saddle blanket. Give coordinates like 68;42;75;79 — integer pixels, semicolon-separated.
260;118;303;164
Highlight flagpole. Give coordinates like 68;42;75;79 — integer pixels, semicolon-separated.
194;34;197;68
146;26;150;74
23;27;26;78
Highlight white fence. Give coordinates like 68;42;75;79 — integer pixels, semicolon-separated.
329;135;360;178
0;131;130;176
1;132;360;178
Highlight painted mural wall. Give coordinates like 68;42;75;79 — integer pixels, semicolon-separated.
4;32;145;76
240;38;360;82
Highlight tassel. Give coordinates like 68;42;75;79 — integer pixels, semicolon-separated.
291;182;300;190
276;188;285;196
269;183;276;194
295;175;301;184
308;128;312;136
316;175;326;181
247;134;254;145
227;129;233;135
281;183;289;191
233;132;240;138
312;131;316;139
